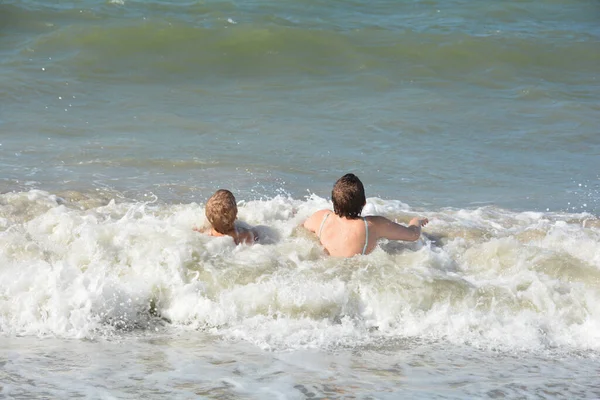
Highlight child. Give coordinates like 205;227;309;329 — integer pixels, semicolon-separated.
304;173;428;257
197;189;258;245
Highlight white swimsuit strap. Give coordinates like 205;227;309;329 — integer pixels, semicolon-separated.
318;213;330;238
362;217;369;255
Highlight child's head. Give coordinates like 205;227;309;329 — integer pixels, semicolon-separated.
205;189;238;234
332;173;366;219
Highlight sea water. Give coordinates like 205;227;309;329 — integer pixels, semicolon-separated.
1;0;600;398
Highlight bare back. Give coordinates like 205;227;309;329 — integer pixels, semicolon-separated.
304;210;375;257
304;209;427;257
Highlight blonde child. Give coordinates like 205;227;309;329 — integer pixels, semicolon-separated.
197;189;257;245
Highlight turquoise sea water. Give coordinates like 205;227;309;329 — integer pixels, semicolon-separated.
1;0;600;398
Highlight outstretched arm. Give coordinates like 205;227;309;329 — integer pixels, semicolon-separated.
370;216;428;242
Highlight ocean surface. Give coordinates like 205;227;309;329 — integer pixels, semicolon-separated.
1;0;600;398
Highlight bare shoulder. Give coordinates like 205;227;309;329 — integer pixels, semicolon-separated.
303;209;331;232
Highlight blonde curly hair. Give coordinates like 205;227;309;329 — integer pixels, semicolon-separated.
205;189;238;234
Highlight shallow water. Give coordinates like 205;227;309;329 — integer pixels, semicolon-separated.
1;191;600;397
3;334;600;399
1;0;600;397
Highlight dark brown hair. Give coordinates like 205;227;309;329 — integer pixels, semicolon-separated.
332;173;365;219
205;189;237;234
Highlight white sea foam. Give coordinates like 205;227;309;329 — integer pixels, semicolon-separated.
1;190;599;353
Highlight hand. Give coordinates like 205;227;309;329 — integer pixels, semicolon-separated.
409;217;429;227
